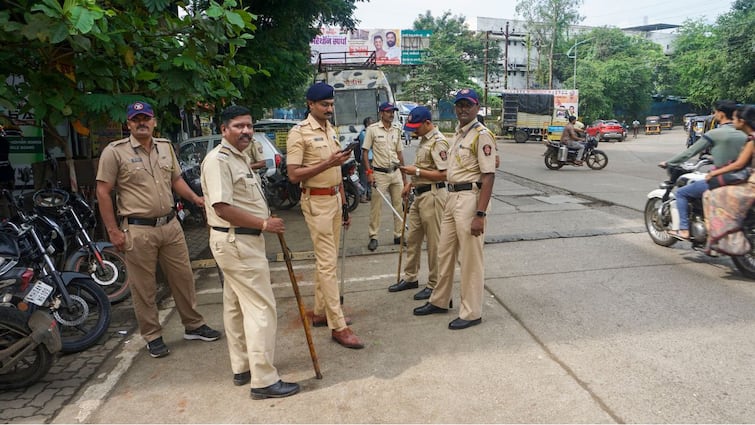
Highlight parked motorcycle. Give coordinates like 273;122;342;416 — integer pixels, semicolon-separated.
1;190;111;353
31;189;130;304
261;156;301;210
644;158;755;278
176;163;206;227
0;232;61;389
341;158;362;212
544;136;607;170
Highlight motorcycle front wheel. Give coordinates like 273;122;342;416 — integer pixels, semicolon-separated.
53;278;112;353
72;247;130;304
586;150;608;170
544;151;563;170
644;197;677;247
0;308;54;390
345;183;359;212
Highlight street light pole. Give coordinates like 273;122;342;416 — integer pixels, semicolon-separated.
566;38;593;90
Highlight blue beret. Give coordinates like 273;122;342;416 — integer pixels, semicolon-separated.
306;82;335;101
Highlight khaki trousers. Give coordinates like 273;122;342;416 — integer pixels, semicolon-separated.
403;187;447;288
209;230;279;389
369;169;404;239
300;192;348;330
429;190;485;320
122;218;204;342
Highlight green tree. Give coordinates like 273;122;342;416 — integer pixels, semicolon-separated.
669;1;754;106
564;28;664;122
515;0;583;88
233;0;364;118
0;0;257;143
401;11;499;107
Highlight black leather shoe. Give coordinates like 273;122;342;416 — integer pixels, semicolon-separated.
413;287;432;300
251;380;300;400
233;371;251;386
368;238;378;251
388;279;418;292
413;302;448;316
448;317;482;330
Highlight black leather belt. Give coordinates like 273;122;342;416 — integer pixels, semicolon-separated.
373;166;398;173
212;226;262;236
447;182;481;192
127;211;176;227
415;182;446;195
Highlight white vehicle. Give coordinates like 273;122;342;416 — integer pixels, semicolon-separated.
314;52;398;148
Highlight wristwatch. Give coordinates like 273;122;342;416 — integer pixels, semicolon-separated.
475;210;487;217
415;168;421;177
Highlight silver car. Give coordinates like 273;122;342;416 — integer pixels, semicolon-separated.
176;133;282;177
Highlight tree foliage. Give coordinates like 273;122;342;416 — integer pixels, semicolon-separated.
515;0;583;88
0;0;258;149
400;11;501;107
668;0;754;106
564;28;665;122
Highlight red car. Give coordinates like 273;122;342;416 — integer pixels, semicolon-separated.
586;119;627;142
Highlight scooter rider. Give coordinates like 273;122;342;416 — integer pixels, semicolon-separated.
561;115;585;165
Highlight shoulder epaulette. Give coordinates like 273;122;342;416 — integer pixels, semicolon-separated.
110;138;130;146
154;137;172;143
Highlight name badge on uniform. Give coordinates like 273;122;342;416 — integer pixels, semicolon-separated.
313;137;324;141
246;173;254;178
130;157;143;163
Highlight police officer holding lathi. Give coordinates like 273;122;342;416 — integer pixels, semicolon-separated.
413;89;497;330
286;82;364;349
201;105;300;399
390;106;449;300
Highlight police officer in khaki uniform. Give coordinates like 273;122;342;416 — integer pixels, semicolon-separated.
362;102;406;251
96;101;221;358
201;105;299;400
286;83;364;349
413;89;497;330
389;106;449;300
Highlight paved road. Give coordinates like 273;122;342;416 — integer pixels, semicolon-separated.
5;127;755;423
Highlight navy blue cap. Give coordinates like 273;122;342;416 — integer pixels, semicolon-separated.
404;106;432;132
454;89;479;105
306;82;335;101
378;102;398;112
127;101;154;119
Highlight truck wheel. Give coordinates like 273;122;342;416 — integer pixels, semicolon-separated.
514;130;528;143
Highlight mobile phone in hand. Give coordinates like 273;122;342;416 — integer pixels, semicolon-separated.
341;142;357;154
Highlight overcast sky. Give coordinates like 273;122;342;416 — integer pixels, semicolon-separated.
353;0;735;30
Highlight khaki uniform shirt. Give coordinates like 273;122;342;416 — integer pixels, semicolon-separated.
412;128;449;186
447;120;497;183
363;121;403;169
242;137;264;164
96;136;179;218
286;114;341;188
201;139;269;228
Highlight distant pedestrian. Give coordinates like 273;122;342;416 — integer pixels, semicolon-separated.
355;117;374;203
632;119;640;138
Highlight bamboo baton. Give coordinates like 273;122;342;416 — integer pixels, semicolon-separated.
277;233;323;379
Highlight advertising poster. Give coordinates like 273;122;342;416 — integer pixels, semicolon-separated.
553;90;579;123
310;28;429;66
1;107;44;189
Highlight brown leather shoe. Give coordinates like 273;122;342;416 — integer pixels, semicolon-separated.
331;327;364;349
306;311;352;328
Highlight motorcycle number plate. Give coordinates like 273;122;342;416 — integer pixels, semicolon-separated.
24;281;54;306
349;174;359;182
